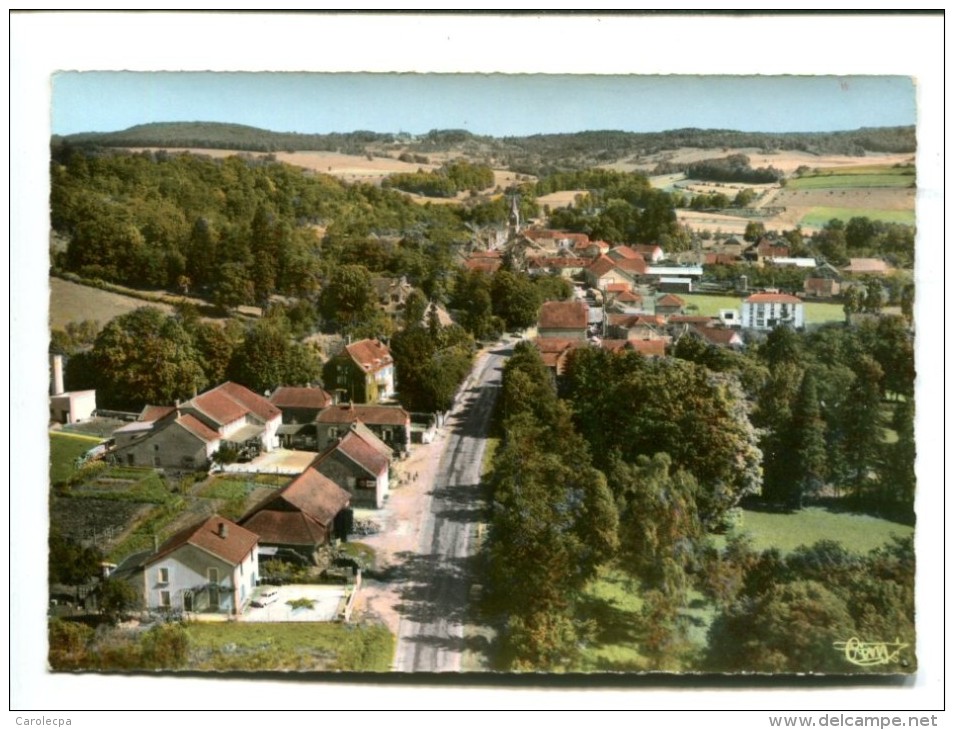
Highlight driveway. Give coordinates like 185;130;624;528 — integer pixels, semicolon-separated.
241;584;347;622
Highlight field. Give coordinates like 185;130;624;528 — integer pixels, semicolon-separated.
50;276;174;330
49;431;102;484
680;294;847;326
185;621;394;672
731;506;913;556
798;206;916;228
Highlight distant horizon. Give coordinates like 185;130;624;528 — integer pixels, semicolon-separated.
51;73;917;139
55;118;917;140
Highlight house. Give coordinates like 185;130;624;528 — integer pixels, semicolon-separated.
311;423;392;509
606;245;645;263
139;515;259;615
584;255;646;290
744;238;790;264
370;276;414;315
112;412;221;470
606;313;667;341
740;291;805;330
526;256;588;279
655;293;686;317
704;252;741;266
179;381;282;458
683;324;745;349
537;300;589;340
325;339;395;404
534;337;588;376
803;277;842;298
632;244;665;263
241;468;352;564
270;386;334;450
463;250;503;275
315;403;411;456
49;354;96;425
111;381;282;469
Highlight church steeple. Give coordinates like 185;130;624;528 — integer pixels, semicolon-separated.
508;192;521;236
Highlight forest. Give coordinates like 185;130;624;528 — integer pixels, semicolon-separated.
483;314;915;671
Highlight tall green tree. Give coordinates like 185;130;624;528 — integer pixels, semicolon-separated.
228;314;321;393
87;307;207;409
788;369;828;508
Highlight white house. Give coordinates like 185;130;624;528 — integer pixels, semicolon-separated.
741;291;805;331
141;515;259;615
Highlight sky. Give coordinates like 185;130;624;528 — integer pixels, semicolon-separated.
51;72;916;138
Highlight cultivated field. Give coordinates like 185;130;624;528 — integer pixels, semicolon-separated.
537;189;588;210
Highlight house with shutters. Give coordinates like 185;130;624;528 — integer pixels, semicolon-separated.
137;515;259;615
241;468;352;564
311;423;392;509
315;403;411;456
269;385;334;450
324;339;395;404
740;291;805;330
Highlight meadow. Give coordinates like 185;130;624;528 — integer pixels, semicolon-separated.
799;206;916;227
49;431;103;484
681;294;847;325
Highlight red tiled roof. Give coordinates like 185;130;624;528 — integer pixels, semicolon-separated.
176;414;221;443
147;515;257;567
599;339;631;353
529;257;587;268
534;337;587;354
704;253;740;265
745;292;803;304
656;293;686;307
604;283;630;293
617;291;642;302
269;386;333;410
241;510;330;547
587;255;619;277
633;244;662;256
314;427;390;477
538;300;588;330
689;326;742;347
139;405;176;423
615;257;648;275
344;339;393;374
608;245;641;260
627;339;667;356
316;403;410;426
187;382;280;427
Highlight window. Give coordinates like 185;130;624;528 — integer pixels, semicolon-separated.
157;567;169;584
160;590;171;608
208;568;219;584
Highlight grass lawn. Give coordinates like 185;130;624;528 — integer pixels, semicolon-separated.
799;207;916;228
577;566;647;672
682;294;846;326
185;621;394;672
787;172;914;190
728;506;913;556
50;431;103;484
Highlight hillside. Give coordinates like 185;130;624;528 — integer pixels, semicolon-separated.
56;122;916;176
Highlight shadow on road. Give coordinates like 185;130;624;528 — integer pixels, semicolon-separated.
432;481;486;524
390;550;481;626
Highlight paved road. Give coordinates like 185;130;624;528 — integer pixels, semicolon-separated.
392;346;506;672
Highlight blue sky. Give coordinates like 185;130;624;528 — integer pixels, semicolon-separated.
52;72;916;137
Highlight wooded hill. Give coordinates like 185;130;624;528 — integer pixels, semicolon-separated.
56;122;916;175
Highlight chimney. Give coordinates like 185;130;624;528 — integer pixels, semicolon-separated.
218;522;229;539
52;354;65;396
